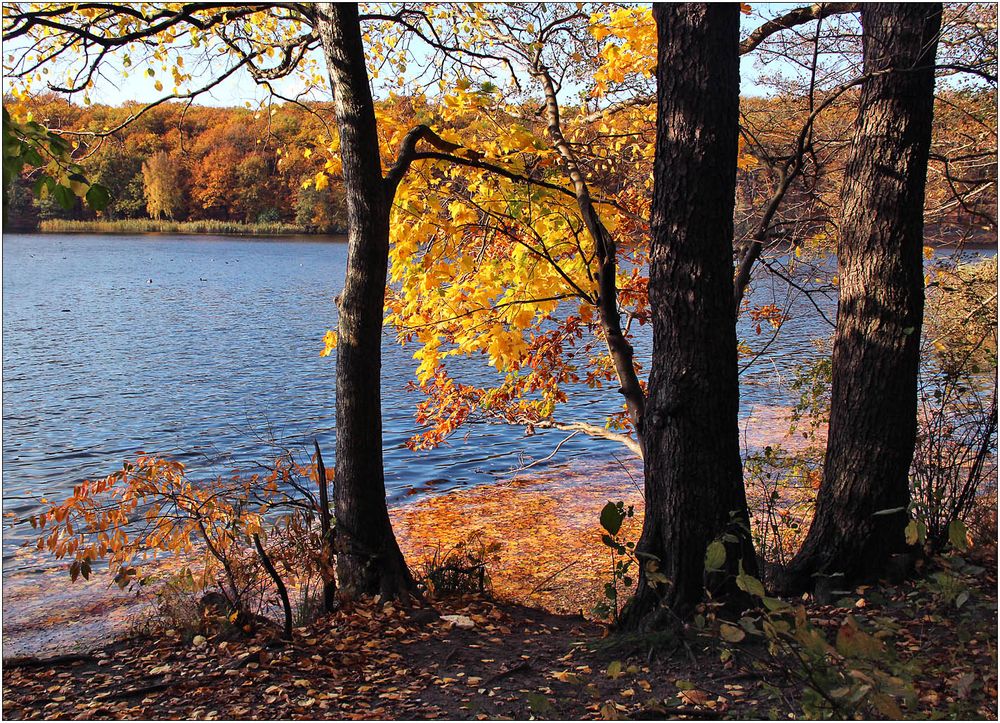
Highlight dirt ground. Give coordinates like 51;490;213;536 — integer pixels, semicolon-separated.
2;551;997;721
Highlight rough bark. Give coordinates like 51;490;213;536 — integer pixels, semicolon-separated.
783;3;942;591
620;3;756;629
317;3;413;600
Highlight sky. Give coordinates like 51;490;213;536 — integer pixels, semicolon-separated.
2;3;847;109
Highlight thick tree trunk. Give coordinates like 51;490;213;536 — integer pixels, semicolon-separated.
317;3;413;600
620;3;756;629
783;3;941;591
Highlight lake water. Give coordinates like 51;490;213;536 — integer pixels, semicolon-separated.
2;233;985;571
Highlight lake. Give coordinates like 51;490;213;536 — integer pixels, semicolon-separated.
3;232;980;572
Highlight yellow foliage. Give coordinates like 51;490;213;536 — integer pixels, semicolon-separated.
320;329;338;357
590;7;655;94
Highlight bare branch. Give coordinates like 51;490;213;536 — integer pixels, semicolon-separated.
741;3;862;56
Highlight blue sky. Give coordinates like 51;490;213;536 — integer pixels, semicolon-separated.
3;3;847;108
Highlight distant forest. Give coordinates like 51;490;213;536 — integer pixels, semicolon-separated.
4;95;348;232
3;88;996;240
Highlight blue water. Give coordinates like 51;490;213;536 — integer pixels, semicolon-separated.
5;232;978;569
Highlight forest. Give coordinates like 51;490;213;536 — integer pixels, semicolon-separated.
1;2;998;721
3;96;349;232
3;83;997;238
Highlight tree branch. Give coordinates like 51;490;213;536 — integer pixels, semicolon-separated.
535;419;642;459
740;3;862;55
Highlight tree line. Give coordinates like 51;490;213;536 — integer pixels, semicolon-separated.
2;2;996;632
3;33;994;241
4;97;348;231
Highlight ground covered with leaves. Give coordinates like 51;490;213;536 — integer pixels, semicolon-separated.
3;549;996;721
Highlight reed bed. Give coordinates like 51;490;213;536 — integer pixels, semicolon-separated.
38;219;325;236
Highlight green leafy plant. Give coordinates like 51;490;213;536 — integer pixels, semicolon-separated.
788;355;833;441
707;546;917;719
595;500;638;622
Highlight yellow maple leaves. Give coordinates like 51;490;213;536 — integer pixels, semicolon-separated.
448;201;477;227
508;306;536;330
367;74;651;448
590;7;655;93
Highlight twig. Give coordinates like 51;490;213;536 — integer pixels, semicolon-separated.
105;681;174;702
483;660;531;686
314;439;336;613
3;653;95;669
253;533;293;640
509;431;580;475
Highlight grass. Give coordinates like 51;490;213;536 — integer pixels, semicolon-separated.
37;218;331;236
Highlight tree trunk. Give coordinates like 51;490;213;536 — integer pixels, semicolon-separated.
317;3;413;600
783;3;941;591
620;3;756;629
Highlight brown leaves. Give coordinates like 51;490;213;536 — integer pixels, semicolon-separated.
3;567;999;721
677;688;712;707
392;460;643;616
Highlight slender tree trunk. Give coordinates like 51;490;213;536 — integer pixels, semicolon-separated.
783;3;941;591
317;3;413;600
532;66;646;454
313;440;336;612
620;3;756;629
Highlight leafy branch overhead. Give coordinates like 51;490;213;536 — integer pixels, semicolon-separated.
2;107;110;210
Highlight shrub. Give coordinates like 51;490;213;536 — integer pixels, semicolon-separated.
912;256;998;552
30;449;336;640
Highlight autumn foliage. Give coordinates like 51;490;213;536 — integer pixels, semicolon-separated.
29;453;336;632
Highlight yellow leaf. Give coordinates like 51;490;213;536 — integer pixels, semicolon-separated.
320;329;338;357
510;307;534;329
551;670;582;683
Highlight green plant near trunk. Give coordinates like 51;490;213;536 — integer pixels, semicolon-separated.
595;501;637;622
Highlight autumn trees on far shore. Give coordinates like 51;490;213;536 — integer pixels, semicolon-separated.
3;2;995;627
3;98;348;231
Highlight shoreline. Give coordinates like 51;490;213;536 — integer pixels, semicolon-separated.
0;461;640;660
1;403;820;660
0;405;818;579
6;221;995;250
8;220;347;238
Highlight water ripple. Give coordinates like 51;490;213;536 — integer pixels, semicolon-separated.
1;232;854;569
